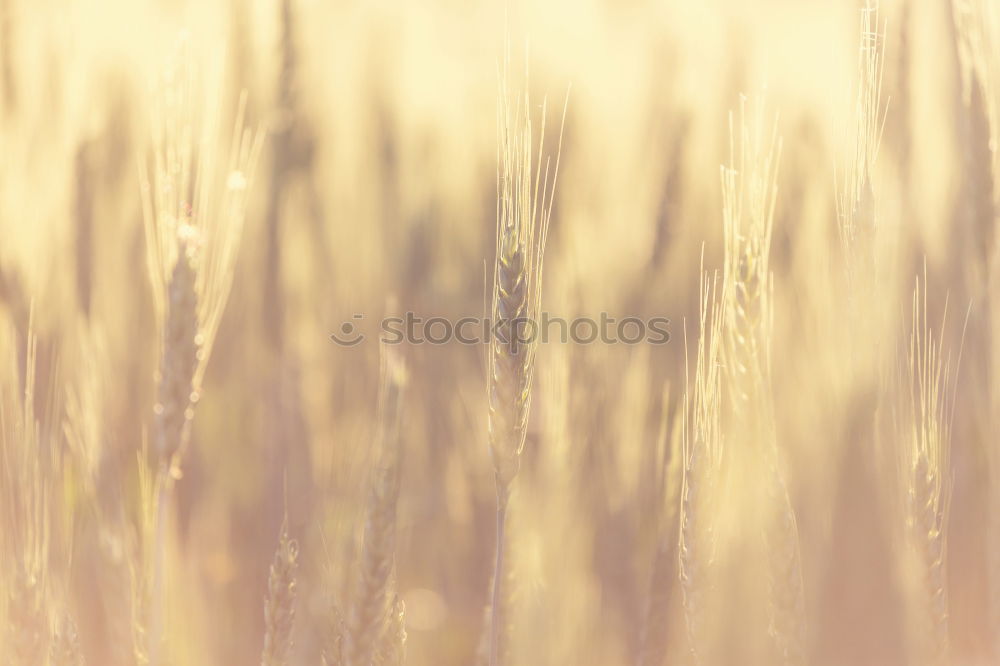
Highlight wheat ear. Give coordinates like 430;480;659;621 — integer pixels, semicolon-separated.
764;464;807;665
486;44;565;666
900;270;964;665
140;41;263;665
1;319;53;666
261;513;299;666
152;242;199;473
345;347;407;666
721;96;806;663
321;603;347;666
678;263;726;664
836;0;887;282
372;597;406;666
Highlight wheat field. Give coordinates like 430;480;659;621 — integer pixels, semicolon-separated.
1;0;999;664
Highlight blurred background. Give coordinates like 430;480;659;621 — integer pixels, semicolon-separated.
1;0;999;664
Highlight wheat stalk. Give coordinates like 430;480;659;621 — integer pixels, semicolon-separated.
949;4;1000;656
345;347;407;666
897;270;964;665
261;513;299;666
321;602;347;666
133;445;159;666
486;42;565;666
637;396;683;666
372;596;406;666
262;0;297;352
49;611;85;666
476;511;517;666
721;96;806;664
7;574;48;666
1;318;54;666
764;463;807;665
140;40;263;665
141;40;264;476
721;96;779;416
836;0;888;283
950;0;997;277
151;242;199;473
678;263;726;664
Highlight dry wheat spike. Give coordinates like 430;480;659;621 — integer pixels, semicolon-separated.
485;39;565;666
261;514;299;666
346;347;407;666
721;96;806;664
899;270;964;665
679;264;726;664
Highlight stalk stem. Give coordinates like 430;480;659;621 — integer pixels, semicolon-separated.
489;483;510;666
150;466;172;666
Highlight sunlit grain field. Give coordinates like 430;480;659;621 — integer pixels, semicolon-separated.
2;0;999;664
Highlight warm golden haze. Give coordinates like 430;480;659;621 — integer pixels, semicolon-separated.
2;0;1000;665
